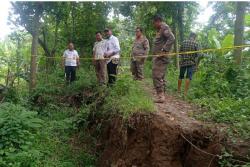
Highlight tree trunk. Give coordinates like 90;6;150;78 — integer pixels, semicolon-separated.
29;4;43;91
30;31;39;90
70;2;76;42
173;22;179;69
177;3;184;43
233;2;246;65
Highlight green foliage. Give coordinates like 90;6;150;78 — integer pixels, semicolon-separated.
219;150;250;167
0;64;98;167
207;2;236;35
34;107;96;167
245;14;250;26
10;2;111;57
36;64;96;95
221;34;234;48
196;98;250;123
0;103;43;167
73;106;91;130
1;87;20;103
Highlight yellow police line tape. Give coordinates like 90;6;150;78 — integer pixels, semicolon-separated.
35;44;250;61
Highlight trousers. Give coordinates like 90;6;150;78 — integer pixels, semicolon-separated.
152;56;169;93
65;66;76;83
107;61;118;84
95;60;106;84
131;58;146;80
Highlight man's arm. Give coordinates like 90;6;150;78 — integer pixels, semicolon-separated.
162;27;175;52
76;57;80;67
75;51;80;67
105;37;120;57
112;37;120;56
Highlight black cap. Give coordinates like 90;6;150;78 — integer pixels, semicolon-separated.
153;14;163;22
104;28;110;32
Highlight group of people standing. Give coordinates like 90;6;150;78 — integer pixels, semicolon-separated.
62;15;201;103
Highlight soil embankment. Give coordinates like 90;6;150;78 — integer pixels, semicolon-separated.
97;86;227;167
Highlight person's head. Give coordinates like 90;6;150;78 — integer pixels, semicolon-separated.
95;31;103;41
68;42;74;50
135;27;143;38
104;28;112;38
189;32;197;40
153;15;163;29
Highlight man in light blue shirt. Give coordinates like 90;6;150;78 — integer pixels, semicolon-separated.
103;28;120;84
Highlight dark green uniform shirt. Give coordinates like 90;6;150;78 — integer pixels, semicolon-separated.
132;36;150;57
152;23;175;54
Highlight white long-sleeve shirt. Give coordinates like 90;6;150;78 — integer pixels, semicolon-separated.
105;35;120;63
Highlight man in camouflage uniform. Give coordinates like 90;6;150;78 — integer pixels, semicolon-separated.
178;32;201;96
152;15;175;103
131;27;150;80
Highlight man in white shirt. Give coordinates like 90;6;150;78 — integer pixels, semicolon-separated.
93;32;106;85
62;42;80;84
103;28;120;85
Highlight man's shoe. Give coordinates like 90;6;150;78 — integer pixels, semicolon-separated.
154;93;165;103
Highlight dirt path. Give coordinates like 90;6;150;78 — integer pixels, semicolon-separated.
143;82;207;132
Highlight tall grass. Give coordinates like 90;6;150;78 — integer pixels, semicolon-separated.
103;73;155;118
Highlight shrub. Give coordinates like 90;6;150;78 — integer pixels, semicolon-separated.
0;103;43;167
103;74;155;118
1;87;20;103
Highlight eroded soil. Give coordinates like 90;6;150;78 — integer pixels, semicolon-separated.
97;84;228;167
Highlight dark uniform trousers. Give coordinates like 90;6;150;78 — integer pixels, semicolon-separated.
131;57;146;80
152;55;170;94
107;60;118;84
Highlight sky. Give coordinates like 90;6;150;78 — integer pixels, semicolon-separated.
196;1;214;24
0;1;213;40
0;0;11;40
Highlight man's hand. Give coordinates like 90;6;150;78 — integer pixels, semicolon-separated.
161;48;167;52
104;52;110;58
160;49;169;57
